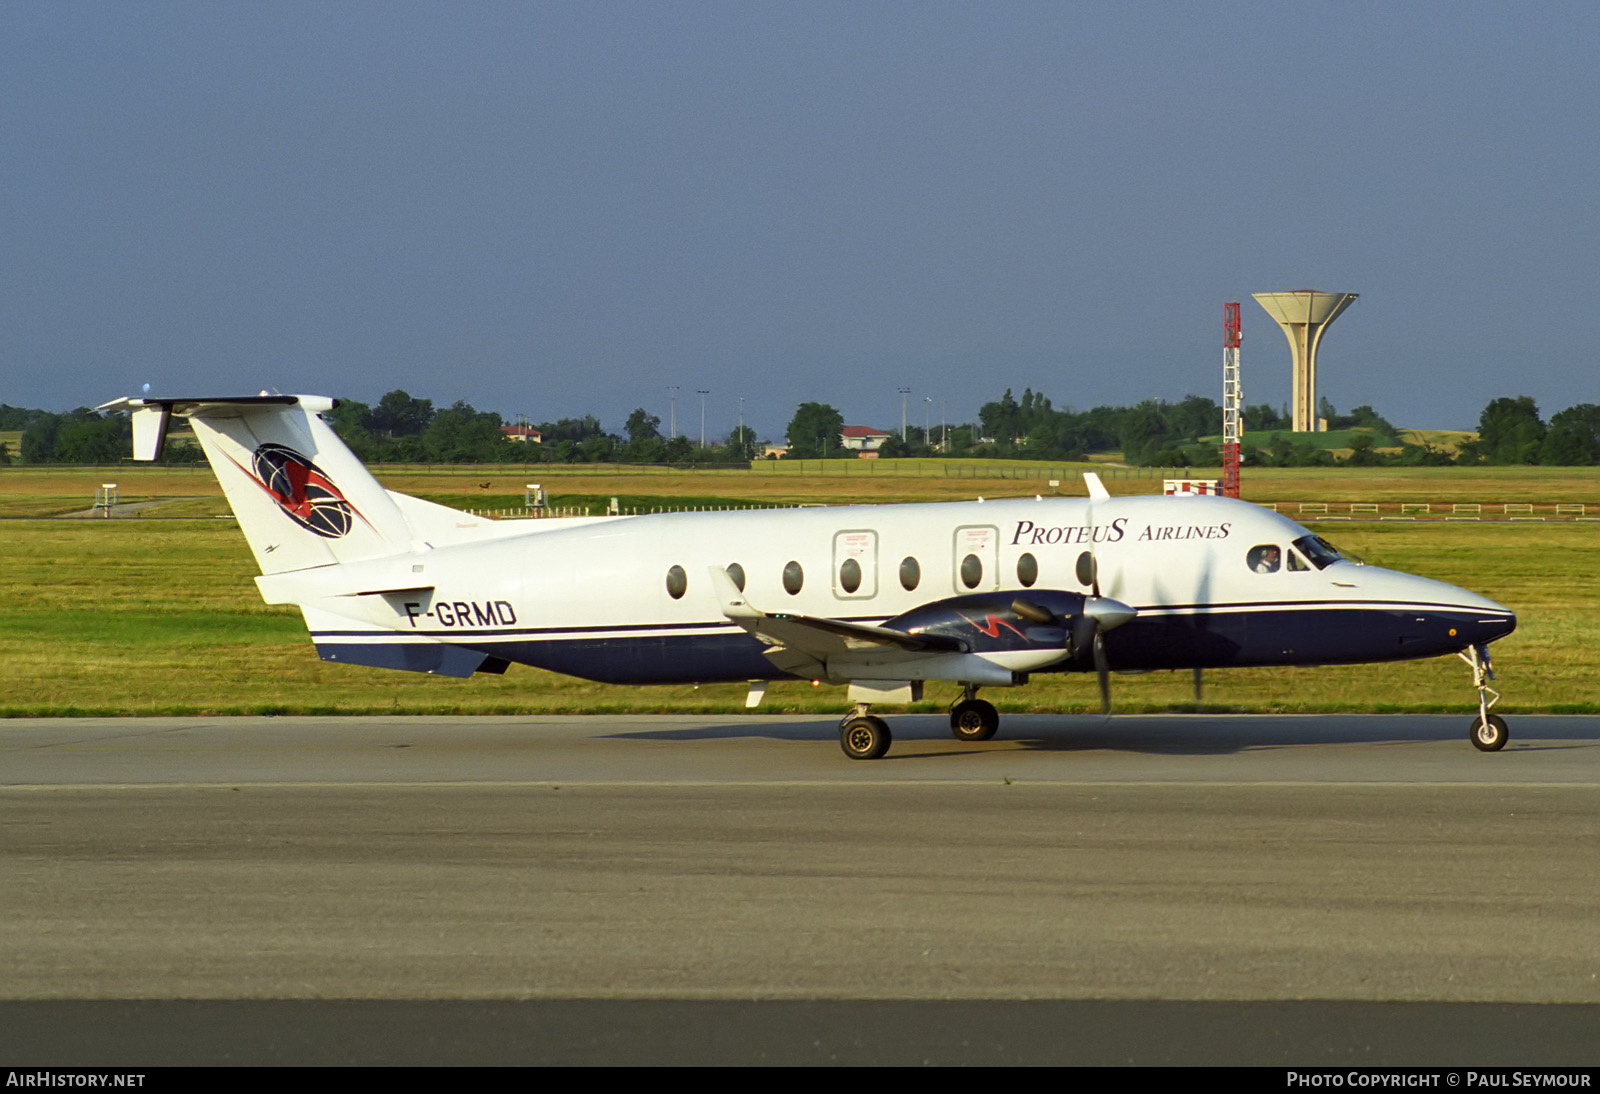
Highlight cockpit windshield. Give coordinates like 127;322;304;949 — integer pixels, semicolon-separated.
1293;534;1348;570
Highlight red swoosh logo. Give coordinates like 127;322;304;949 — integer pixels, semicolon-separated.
961;612;1026;639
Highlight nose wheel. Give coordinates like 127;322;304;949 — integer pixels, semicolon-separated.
1470;712;1508;752
1460;644;1508;752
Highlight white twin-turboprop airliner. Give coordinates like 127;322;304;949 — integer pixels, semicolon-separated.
99;393;1518;759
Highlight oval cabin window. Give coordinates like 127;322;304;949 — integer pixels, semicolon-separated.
726;562;746;591
666;565;688;599
839;557;862;594
1016;552;1038;588
900;556;921;591
782;560;804;595
960;553;983;590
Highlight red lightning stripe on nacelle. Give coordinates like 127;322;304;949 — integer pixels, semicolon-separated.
961;613;1028;639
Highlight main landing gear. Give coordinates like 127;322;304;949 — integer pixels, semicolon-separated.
839;708;892;760
1460;643;1508;752
838;686;1003;759
950;685;999;742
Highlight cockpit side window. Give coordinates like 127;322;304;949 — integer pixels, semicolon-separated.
1293;535;1346;570
1247;544;1281;574
1287;550;1310;572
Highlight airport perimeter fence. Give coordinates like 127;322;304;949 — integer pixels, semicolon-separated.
11;462;1596;523
750;459;1182;480
17;497;1596;524
1264;501;1595;521
465;503;815;519
462;500;1596;522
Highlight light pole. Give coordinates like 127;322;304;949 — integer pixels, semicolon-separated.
923;396;931;448
738;395;745;458
668;386;679;439
697;389;709;449
898;387;911;441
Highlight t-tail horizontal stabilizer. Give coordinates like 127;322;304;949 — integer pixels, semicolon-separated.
98;393;420;575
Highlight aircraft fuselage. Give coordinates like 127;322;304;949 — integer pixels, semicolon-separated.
292;493;1515;685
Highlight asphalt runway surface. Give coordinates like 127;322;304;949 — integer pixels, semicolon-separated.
2;712;1596;1065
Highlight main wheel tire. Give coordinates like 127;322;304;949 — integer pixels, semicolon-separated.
841;716;892;760
950;698;1000;742
1470;713;1509;752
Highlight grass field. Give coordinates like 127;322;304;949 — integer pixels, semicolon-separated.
4;459;1599;516
1;503;1594;717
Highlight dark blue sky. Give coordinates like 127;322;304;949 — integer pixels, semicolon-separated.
4;2;1596;440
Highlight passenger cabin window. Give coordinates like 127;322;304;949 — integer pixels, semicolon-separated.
726;563;746;591
832;529;877;598
953;525;998;593
839;557;862;594
1016;552;1038;588
900;556;920;591
666;564;688;599
1076;551;1096;587
782;560;804;595
1247;545;1281;574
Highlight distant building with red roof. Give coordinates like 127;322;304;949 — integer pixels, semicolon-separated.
840;425;891;455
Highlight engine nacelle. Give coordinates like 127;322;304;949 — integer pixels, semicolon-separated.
886;590;1087;655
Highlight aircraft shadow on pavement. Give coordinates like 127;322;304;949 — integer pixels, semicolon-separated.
602;713;1597;756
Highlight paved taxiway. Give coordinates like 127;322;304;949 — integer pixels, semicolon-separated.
3;713;1596;1064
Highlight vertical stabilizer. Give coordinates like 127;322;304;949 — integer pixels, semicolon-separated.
99;394;418;574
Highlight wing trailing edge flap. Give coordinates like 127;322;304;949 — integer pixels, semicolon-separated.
708;566;966;680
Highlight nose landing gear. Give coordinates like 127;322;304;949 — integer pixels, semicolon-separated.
1460;644;1508;752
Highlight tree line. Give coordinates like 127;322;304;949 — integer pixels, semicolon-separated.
0;392;759;467
791;389;1416;467
1;404;147;465
932;389;1599;468
1464;396;1600;465
326;392;759;465
4;390;1598;467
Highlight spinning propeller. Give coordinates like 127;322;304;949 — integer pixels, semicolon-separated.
1078;474;1134;712
1011;474;1135;714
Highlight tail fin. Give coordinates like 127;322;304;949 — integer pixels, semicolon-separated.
98;394;418;574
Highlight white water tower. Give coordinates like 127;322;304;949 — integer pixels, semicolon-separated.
1253;290;1358;432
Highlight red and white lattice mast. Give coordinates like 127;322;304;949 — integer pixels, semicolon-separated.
1222;302;1242;498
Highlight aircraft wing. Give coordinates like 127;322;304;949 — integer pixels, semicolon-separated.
708;567;966;677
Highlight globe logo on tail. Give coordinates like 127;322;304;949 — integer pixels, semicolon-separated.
251;443;356;538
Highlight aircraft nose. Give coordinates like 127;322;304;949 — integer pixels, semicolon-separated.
1429;585;1516;647
1470;603;1517;644
1367;568;1516;650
